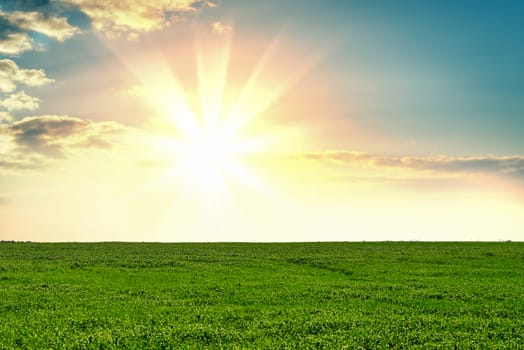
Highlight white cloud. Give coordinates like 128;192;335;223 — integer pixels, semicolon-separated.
65;0;210;39
0;59;54;93
0;111;13;123
0;91;40;111
0;10;80;55
0;10;79;42
0;32;34;55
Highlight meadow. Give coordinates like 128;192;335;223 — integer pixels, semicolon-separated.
0;242;522;349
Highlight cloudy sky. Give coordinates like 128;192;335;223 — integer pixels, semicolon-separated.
1;0;523;242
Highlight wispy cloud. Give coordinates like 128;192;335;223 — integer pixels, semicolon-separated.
1;10;79;41
0;111;13;123
300;151;524;177
0;59;54;93
1;115;125;159
0;10;79;55
0;91;39;111
65;0;213;40
0;32;33;55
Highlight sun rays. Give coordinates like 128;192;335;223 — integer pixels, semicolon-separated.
87;24;325;239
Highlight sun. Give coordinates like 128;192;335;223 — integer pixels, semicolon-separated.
175;124;240;192
123;29;315;208
140;76;272;204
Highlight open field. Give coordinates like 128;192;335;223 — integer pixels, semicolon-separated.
0;242;522;349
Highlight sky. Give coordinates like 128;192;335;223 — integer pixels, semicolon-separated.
1;0;523;242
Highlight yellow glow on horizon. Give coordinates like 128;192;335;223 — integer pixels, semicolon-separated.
46;24;324;243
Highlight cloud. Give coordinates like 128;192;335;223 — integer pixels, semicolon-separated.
0;91;39;111
65;0;212;39
373;155;524;175
0;59;54;93
212;21;231;35
0;9;79;55
1;10;79;41
1;1;216;50
0;129;48;173
0;111;13;123
1;115;126;158
300;151;524;177
0;32;33;55
7;115;88;157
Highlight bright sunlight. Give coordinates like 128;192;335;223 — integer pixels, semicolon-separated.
174;125;243;192
123;31;314;206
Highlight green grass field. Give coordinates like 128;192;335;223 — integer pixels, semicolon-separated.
0;242;522;349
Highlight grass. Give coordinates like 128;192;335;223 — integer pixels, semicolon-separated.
0;241;523;349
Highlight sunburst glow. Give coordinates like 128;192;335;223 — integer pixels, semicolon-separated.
171;124;246;194
120;30;315;211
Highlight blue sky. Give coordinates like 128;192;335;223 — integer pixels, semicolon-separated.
258;0;524;155
11;0;524;155
43;1;524;154
221;0;524;152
